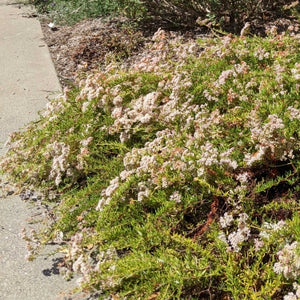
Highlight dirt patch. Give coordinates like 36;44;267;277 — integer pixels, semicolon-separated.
40;18;150;86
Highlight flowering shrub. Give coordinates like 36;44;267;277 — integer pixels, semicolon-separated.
1;30;300;299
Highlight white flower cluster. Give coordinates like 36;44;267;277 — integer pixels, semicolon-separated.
218;69;235;86
236;172;251;186
274;63;286;84
133;28;200;73
77;72;105;104
203;61;250;102
284;283;300;300
96;177;120;211
251;114;285;143
170;191;182;203
265;25;278;36
198;142;219;167
220;147;238;170
137;182;151;202
245;113;294;165
96;117;242;210
219;213;251;252
254;47;270;60
76;137;93;170
259;220;286;240
227;213;251;252
219;212;234;228
291;62;300;81
221;219;288;253
110;91;161;142
66;229;98;286
273;241;300;280
216;61;249;88
75;30;199;146
288;106;300;120
46;141;70;186
94;247;117;273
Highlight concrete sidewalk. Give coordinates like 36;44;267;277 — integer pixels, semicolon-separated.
0;1;77;299
0;0;61;148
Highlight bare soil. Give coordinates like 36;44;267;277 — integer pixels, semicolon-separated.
40;18;150;86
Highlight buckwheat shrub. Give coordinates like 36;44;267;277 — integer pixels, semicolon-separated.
2;28;300;299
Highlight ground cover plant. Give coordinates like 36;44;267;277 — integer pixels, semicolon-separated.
1;26;300;299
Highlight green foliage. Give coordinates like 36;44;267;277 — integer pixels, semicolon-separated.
2;32;300;299
140;0;297;31
29;0;299;31
29;0;144;24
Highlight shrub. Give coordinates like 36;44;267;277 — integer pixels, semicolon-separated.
141;0;297;31
29;0;144;24
30;0;298;31
2;30;300;298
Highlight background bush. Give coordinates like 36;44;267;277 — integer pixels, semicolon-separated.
30;0;298;31
30;0;144;24
141;0;298;31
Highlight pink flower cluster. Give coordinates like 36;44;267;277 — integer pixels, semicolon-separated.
274;241;300;280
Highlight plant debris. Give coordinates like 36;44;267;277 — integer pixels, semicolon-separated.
40;18;149;86
40;16;300;88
